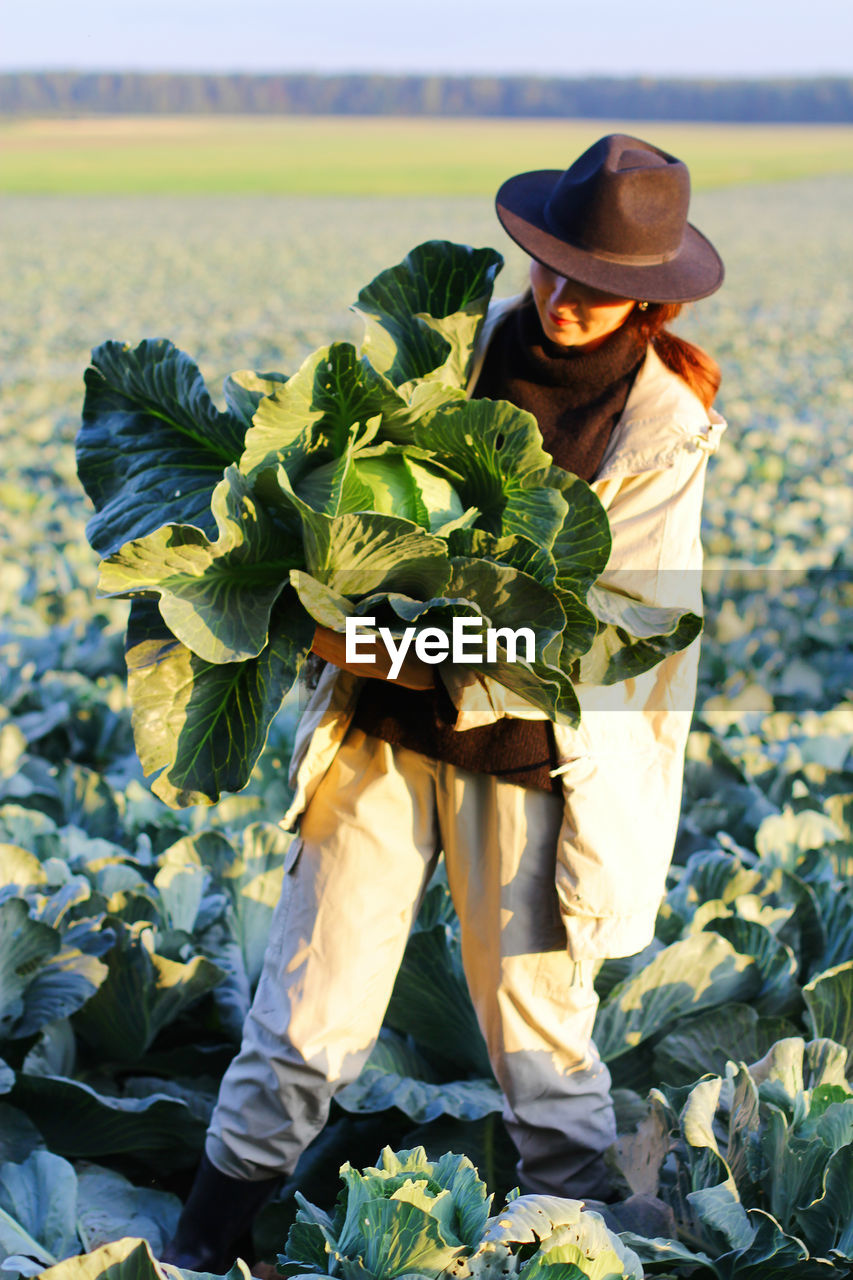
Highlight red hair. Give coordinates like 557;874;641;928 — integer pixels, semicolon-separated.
629;303;721;410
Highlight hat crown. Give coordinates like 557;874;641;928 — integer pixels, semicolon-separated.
544;134;691;261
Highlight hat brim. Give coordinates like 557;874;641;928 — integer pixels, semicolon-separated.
496;170;724;303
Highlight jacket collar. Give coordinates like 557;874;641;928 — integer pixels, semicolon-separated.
469;294;725;480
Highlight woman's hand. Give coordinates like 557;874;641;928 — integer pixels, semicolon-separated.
311;625;435;691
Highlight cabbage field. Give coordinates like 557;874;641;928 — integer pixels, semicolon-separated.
1;172;852;1279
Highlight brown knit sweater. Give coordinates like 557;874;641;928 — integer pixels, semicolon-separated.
351;299;646;791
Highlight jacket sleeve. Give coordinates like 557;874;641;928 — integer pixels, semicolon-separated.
591;440;710;613
551;441;716;960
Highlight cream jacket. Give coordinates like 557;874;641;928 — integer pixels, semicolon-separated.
280;298;726;960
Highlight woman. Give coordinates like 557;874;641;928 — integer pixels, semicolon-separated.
163;133;725;1269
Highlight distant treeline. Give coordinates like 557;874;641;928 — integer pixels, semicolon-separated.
2;71;853;122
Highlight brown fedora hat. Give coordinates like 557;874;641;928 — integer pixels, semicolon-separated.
495;133;724;303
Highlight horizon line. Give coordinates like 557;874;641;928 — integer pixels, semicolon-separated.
2;67;852;82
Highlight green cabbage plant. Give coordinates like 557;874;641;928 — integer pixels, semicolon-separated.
76;241;700;808
278;1144;642;1280
621;1037;853;1277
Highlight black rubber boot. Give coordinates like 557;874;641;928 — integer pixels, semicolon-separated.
160;1152;281;1273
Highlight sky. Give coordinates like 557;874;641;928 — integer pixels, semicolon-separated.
2;0;851;77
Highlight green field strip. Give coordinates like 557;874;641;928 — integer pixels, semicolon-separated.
2;116;853;195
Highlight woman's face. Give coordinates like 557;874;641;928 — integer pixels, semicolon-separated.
529;260;637;350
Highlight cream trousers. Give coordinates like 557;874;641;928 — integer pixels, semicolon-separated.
206;727;616;1198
